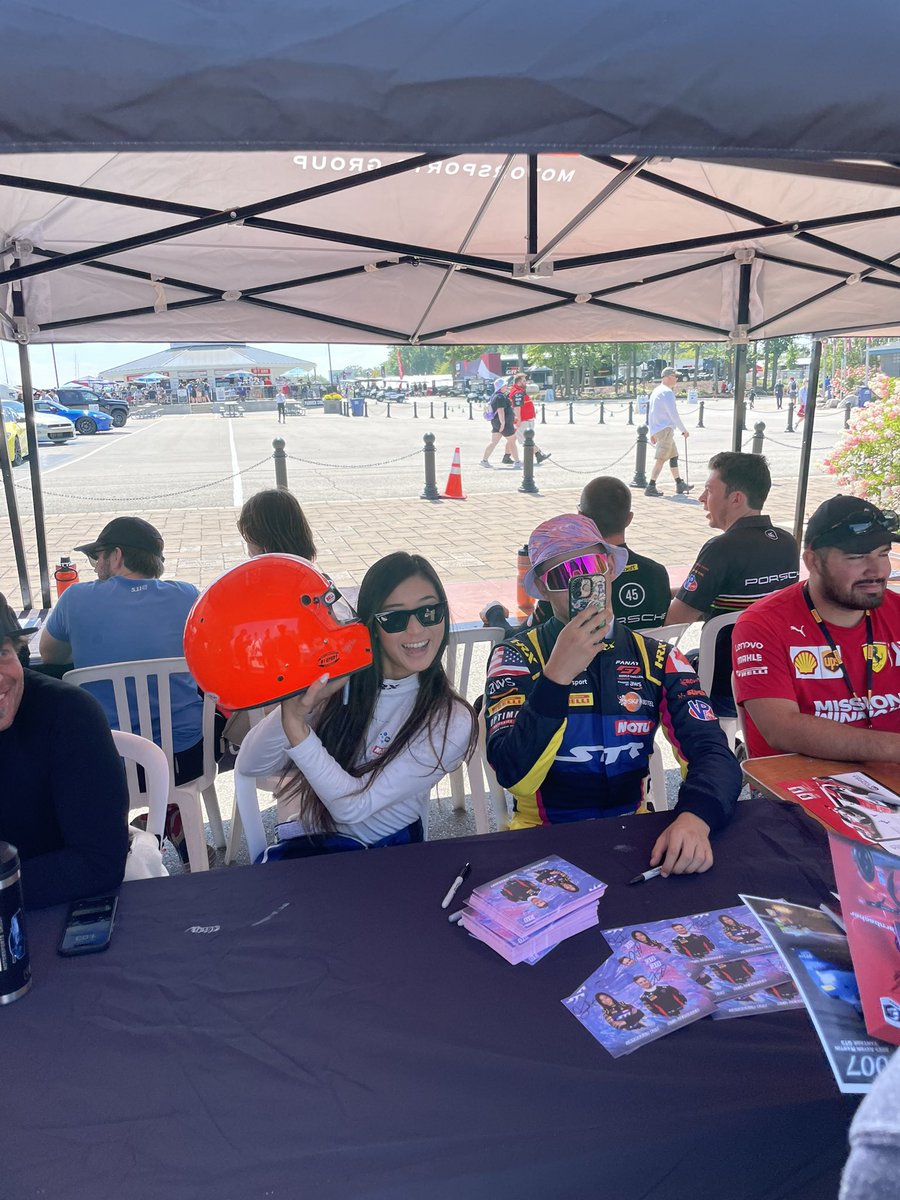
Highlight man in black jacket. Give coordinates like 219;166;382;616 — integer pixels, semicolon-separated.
0;608;128;908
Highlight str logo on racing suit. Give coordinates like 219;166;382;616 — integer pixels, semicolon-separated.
555;741;644;764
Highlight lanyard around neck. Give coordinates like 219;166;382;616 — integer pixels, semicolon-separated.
802;584;874;727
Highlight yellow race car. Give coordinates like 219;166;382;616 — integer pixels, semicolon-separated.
1;403;27;466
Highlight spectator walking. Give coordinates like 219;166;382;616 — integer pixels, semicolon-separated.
774;381;784;409
509;373;550;464
480;379;520;469
644;368;692;497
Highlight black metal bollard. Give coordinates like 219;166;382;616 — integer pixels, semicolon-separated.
627;400;634;426
518;429;539;495
468;400;473;421
844;401;853;429
443;401;448;419
421;433;440;500
272;438;288;488
598;401;605;425
751;421;766;455
413;401;418;419
541;402;546;424
697;400;705;428
386;401;391;418
430;401;435;419
631;425;649;488
365;401;369;418
785;400;794;432
568;402;574;425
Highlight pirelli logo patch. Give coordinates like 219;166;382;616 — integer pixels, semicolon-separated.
569;693;594;707
487;694;525;716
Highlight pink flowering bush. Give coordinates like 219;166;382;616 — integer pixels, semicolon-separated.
831;367;890;400
824;397;900;507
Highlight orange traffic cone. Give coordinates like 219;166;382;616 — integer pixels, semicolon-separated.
442;447;466;500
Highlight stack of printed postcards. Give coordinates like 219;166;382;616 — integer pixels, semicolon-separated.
459;855;607;965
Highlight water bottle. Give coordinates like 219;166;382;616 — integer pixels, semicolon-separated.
54;555;79;598
0;841;31;1005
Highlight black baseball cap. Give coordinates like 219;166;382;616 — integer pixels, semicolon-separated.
804;496;899;553
0;593;28;642
74;516;165;560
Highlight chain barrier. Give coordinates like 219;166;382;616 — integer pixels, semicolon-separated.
13;455;273;502
543;438;640;476
759;433;834;452
284;448;422;470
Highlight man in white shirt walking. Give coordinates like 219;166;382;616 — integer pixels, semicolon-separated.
644;367;692;497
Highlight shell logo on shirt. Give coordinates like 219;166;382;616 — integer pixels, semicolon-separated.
791;646;843;679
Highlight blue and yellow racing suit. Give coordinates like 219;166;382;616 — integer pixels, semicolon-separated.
484;617;741;831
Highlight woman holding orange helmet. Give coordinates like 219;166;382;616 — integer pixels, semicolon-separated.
236;552;477;858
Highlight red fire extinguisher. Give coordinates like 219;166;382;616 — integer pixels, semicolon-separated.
54;555;79;598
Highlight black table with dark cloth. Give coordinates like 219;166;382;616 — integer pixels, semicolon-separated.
2;799;856;1200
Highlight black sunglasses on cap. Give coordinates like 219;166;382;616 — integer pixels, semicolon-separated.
373;601;448;634
810;508;899;547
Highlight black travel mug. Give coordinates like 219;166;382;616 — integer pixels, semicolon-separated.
0;841;31;1004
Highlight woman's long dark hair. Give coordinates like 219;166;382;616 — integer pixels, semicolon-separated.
238;488;317;560
277;552;477;832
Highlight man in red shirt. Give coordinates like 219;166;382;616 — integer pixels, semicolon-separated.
733;496;900;761
509;373;550;465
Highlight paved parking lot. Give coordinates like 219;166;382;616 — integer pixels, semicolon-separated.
3;395;844;615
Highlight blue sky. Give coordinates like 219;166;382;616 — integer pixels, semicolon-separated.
0;341;389;388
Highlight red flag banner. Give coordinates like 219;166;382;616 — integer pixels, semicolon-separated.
397;349;405;379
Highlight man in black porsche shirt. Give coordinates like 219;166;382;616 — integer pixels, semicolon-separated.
666;452;799;717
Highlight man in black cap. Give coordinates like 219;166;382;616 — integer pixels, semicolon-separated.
0;604;128;908
39;517;207;784
733;495;900;761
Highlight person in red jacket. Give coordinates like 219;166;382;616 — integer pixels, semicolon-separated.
509;373;551;464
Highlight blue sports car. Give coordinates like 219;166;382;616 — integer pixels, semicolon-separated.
35;394;113;435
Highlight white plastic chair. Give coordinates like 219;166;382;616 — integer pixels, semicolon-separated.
223;706;270;864
64;657;224;872
112;729;169;842
696;611;741;751
639;624;691;811
444;623;508;833
635;621;690;645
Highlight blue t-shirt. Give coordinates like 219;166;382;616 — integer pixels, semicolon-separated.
46;576;202;751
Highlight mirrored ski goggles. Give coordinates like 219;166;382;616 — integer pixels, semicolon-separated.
539;553;609;592
373;601;448;633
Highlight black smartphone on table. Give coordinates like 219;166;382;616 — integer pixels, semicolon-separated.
58;895;118;956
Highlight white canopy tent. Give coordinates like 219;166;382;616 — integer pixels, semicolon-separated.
3;0;900;607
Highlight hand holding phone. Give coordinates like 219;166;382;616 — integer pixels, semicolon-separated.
568;572;608;621
58;895;118;956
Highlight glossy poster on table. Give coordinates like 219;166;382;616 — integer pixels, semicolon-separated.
602;903;769;970
467;855;606;936
781;771;900;854
829;835;900;1046
563;953;715;1058
688;950;792;1003
740;895;895;1094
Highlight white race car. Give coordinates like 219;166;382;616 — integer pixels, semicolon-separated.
2;398;75;444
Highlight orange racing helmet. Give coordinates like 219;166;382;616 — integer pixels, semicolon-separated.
184;555;372;710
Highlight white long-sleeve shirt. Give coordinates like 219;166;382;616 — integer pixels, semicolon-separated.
647;383;686;435
236;674;474;844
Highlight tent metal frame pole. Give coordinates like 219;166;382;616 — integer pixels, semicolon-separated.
730;262;752;452
409;156;515;343
527;155;538;258
0;153;450;287
793;338;823;546
0;407;33;611
590;154;900;280
13;283;51;608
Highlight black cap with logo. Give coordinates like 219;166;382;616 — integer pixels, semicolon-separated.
804;496;899;554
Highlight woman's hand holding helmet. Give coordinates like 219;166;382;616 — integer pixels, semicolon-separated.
281;673;346;746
